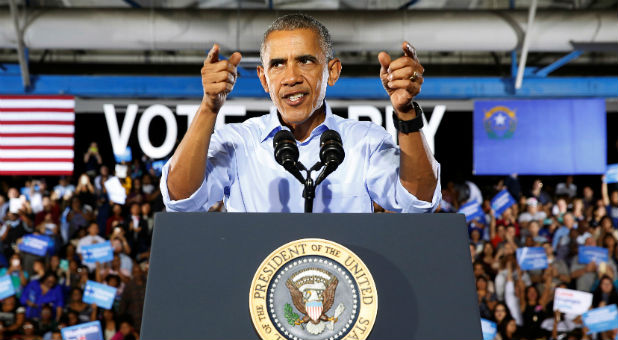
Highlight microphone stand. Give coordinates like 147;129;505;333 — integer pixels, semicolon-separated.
297;162;323;213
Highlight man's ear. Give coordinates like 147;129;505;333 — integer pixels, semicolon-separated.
257;66;269;93
327;58;342;86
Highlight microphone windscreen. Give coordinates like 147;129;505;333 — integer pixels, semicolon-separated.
320;129;342;145
273;129;295;147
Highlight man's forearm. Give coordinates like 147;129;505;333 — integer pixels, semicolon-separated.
398;126;438;203
167;100;218;200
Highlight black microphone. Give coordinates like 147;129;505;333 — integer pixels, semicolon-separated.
315;130;345;185
273;130;304;183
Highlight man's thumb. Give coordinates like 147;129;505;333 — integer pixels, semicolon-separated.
378;52;391;71
206;44;219;63
229;52;242;67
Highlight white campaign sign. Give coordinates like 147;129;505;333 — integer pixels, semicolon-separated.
554;288;593;315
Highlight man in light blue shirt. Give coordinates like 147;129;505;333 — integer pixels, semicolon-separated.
161;14;440;213
552;213;576;260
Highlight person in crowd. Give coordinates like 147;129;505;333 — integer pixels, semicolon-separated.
126;203;149;259
592;274;618;308
476;275;496;319
556;175;577;198
601;176;618;227
530;179;552;205
66;197;90;240
95;165;112;196
65;288;96;323
119;265;147;332
111;319;139;340
518;197;547;225
83;142;103;177
21;318;40;340
552;212;576;260
20;271;64;321
0;254;29;298
570;235;618;292
77;222;106;272
38;304;58;337
0;296;25;337
101;308;118;340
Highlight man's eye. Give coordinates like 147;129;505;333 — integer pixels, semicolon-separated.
301;58;313;64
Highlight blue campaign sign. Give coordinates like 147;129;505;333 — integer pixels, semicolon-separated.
83;280;117;310
606;164;618;184
114;146;132;163
491;189;517;217
0;275;16;300
61;321;104;340
474;99;606;175
81;241;114;264
481;318;497;340
516;247;548;270
579;246;609;264
458;201;485;222
583;304;618;334
18;234;52;257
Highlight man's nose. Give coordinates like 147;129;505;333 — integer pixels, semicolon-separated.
281;64;303;86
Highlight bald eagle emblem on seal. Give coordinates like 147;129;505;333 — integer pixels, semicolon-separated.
285;268;345;335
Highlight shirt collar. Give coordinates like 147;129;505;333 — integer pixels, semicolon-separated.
260;101;339;143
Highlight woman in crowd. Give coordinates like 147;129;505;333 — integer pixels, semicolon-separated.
66;288;96;323
592;275;618;308
20;271;64;321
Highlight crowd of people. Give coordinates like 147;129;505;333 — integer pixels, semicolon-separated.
1;142;617;340
445;176;618;340
0;144;159;339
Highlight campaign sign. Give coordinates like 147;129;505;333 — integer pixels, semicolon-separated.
516;247;548;271
458;201;485;222
579;246;609;265
606;164;618;184
83;280;117;309
81;241;114;264
583;304;618;334
554;288;593;315
114;146;132;163
18;234;52;257
0;275;16;300
61;320;104;340
481;318;497;340
491;189;517;217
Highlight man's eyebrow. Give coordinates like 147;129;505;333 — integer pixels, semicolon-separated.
268;58;286;68
296;54;318;62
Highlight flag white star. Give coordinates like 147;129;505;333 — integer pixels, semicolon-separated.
494;113;507;126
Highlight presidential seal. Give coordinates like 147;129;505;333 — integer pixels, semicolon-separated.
249;239;378;340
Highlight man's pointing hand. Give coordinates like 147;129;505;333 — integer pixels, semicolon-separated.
202;44;242;113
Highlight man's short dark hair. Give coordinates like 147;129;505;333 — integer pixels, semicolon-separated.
260;13;334;63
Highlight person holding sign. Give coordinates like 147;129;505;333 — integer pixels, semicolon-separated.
161;13;440;213
20;271;64;321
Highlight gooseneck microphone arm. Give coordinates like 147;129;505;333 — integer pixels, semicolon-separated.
273;129;345;213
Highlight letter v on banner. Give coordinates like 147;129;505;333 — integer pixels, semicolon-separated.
103;104;138;156
385;104;445;154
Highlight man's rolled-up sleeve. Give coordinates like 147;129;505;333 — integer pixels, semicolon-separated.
160;128;235;212
367;134;441;213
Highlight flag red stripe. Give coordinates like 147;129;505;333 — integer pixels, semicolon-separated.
0;170;72;175
0;145;74;150
0;121;74;125
0;158;74;162
0;108;74;112
0;133;74;137
0;95;74;100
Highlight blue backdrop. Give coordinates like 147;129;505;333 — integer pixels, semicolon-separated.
473;99;606;175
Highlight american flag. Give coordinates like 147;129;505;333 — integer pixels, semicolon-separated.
0;95;75;175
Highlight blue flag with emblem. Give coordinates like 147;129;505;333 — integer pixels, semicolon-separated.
481;318;497;340
491;189;517;217
61;321;104;340
83;280;117;309
18;234;52;257
583;304;618;334
516;247;548;270
0;275;16;300
458;201;485;222
474;99;606;175
81;241;114;264
579;246;609;264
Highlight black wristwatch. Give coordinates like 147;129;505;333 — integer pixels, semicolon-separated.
392;101;424;134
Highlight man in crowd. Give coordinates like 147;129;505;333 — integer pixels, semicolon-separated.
161;14;440;213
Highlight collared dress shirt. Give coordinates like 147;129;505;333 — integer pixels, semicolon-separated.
160;102;441;213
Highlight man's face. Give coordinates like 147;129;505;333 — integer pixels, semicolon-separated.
258;29;340;126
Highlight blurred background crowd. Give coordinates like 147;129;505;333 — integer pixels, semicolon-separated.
455;176;618;340
1;142;617;339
